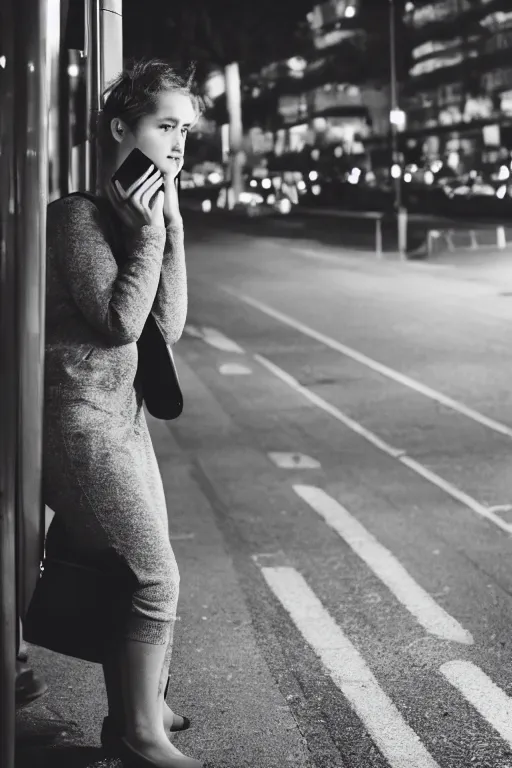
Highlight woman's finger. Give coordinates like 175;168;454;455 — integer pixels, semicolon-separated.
131;170;162;205
141;177;164;211
153;189;165;217
125;164;155;198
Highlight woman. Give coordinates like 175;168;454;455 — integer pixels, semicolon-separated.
43;59;205;768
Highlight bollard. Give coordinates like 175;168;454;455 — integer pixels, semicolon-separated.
398;207;407;260
375;217;383;258
497;226;506;250
426;230;434;258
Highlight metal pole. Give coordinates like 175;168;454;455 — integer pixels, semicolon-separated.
58;0;71;198
225;61;244;206
0;0;50;765
100;0;123;89
0;5;19;766
16;0;53;623
84;0;101;193
389;0;406;259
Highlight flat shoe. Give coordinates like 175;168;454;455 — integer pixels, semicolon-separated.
15;662;48;709
101;714;191;756
118;737;203;768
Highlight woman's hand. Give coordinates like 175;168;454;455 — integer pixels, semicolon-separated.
109;166;165;229
162;175;182;227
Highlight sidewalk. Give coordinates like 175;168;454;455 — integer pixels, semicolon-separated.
182;205;512;293
426;245;512;284
15;373;313;768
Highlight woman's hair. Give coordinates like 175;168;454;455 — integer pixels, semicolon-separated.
94;58;204;167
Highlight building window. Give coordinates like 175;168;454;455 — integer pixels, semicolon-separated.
406;0;470;29
412;37;462;61
410;52;464;78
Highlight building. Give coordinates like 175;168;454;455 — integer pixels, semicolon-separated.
239;0;396;178
401;0;512;176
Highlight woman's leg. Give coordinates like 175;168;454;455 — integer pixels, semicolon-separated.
44;397;202;765
121;637;169;743
160;630;181;731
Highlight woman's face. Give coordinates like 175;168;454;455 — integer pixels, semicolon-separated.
115;90;197;179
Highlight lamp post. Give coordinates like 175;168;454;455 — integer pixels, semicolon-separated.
389;0;407;258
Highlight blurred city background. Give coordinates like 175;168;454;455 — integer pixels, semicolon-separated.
58;0;512;255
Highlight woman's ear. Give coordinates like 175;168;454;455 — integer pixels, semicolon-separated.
110;118;127;144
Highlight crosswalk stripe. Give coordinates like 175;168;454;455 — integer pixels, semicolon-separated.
261;565;441;768
293;485;473;645
440;661;512;748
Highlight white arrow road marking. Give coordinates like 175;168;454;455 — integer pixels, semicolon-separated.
267;452;321;469
293;485;473;645
441;661;512;748
261;566;441;768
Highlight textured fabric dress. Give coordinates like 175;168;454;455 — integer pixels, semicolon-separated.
43;194;187;648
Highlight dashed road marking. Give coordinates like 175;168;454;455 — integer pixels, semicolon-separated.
254;353;512;536
221;288;512;440
293;485;473;645
219;363;252;375
441;661;512;748
261;565;441;768
202;326;246;354
184;324;204;339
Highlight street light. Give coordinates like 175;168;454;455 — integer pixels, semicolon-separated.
389;0;407;258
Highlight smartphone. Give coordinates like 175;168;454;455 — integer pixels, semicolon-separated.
112;148;156;191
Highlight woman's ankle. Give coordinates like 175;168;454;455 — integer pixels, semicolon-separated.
125;718;168;746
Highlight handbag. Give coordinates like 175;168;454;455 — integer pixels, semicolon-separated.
24;521;136;664
70;192;184;421
135;313;183;420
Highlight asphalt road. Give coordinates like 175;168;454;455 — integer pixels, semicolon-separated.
17;216;512;768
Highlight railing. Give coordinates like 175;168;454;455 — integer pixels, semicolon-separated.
426;225;512;257
297;207;385;258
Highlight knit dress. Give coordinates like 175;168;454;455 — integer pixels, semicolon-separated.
43;193;186;649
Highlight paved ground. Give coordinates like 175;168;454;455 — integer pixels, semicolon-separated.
16;214;512;768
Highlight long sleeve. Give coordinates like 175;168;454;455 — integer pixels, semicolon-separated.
48;195;166;344
150;222;188;345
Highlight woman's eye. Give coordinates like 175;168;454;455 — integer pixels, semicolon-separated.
181;128;188;137
160;124;173;131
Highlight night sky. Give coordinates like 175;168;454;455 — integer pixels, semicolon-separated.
123;0;322;77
